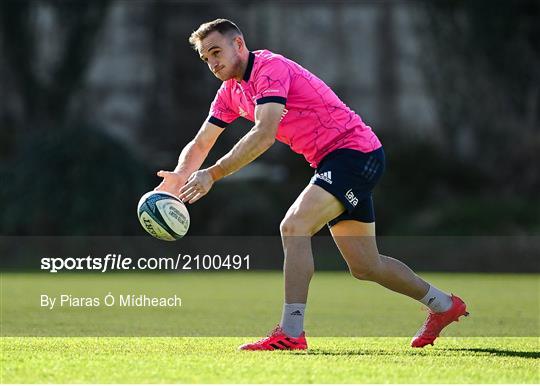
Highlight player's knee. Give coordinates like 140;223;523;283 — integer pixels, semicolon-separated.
280;217;301;236
280;215;314;236
350;267;376;281
349;261;381;281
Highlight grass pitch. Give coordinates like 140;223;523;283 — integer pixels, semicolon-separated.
2;337;538;383
1;272;539;383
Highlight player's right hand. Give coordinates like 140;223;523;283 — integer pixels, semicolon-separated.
155;170;187;198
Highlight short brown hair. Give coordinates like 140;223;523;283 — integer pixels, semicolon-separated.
188;19;242;50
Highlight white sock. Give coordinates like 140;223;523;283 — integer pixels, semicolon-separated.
280;303;306;338
420;285;453;313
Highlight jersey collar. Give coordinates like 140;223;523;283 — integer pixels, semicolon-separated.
242;52;255;82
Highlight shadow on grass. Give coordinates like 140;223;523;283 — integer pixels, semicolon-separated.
287;347;540;358
445;348;540;359
288;349;406;356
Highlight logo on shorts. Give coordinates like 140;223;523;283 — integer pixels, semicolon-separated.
315;171;332;184
345;189;359;207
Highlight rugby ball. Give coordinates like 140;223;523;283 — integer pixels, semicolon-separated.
137;191;190;241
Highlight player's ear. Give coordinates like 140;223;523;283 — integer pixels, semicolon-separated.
233;35;244;51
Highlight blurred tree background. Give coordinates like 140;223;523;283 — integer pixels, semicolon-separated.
0;0;538;236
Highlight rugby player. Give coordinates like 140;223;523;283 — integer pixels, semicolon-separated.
156;19;468;350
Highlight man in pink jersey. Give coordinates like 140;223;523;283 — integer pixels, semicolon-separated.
156;19;468;350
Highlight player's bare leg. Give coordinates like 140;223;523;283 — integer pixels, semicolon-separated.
280;184;345;303
330;221;429;299
330;220;468;347
239;185;344;350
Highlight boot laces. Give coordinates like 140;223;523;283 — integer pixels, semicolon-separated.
417;311;443;337
253;325;282;345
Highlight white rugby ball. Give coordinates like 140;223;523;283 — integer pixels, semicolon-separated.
137;191;190;241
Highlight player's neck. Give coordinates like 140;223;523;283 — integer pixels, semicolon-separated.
234;51;250;83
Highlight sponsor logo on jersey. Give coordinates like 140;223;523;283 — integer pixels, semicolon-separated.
280;108;288;122
345;189;359;207
239;106;248;118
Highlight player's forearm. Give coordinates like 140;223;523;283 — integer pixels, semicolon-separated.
173;140;211;180
208;125;275;181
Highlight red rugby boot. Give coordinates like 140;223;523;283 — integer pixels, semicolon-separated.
239;325;308;351
411;294;469;348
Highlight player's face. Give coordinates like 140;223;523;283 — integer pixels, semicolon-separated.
198;31;243;81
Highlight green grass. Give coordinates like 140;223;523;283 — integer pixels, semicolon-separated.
1;337;538;383
2;272;538;336
1;272;539;382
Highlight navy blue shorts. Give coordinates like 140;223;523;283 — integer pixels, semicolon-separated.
310;147;385;227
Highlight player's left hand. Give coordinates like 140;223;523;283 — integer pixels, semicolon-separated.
178;169;214;204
